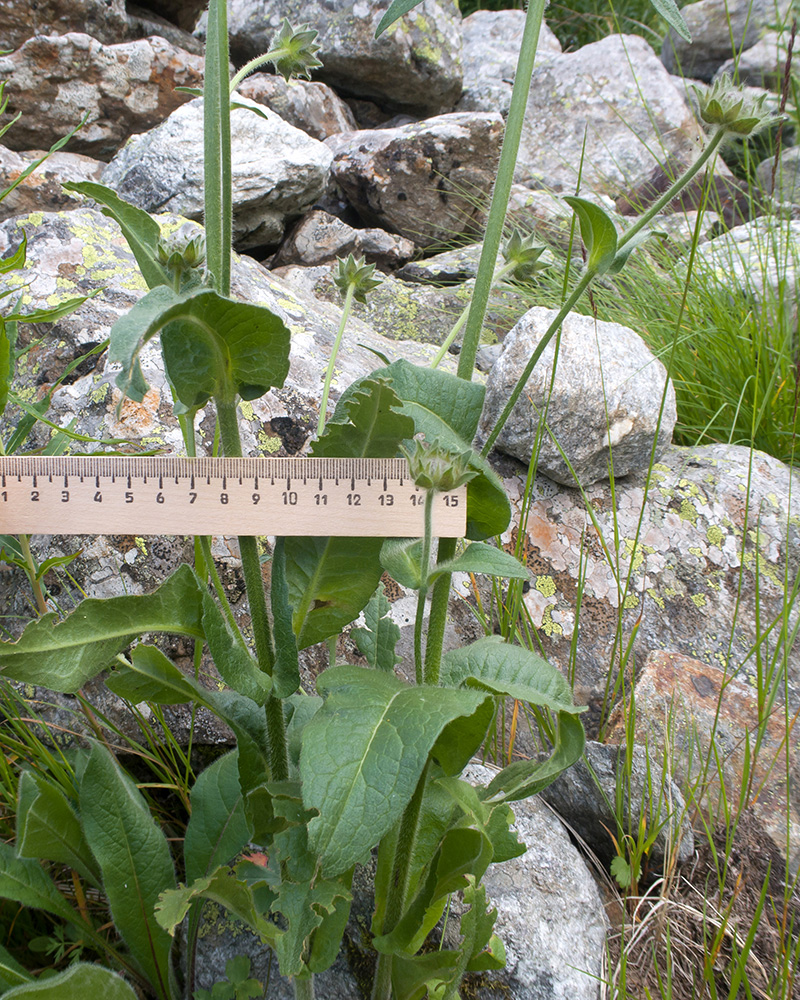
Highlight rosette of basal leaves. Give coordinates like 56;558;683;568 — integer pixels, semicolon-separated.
333;253;383;304
693;74;781;138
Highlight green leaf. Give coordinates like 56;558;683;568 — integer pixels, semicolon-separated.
0;320;12;417
0;564;204;693
0;842;75;922
286;535;384;649
79;745;176;999
648;0;691;41
4;295;90;326
610;853;637;889
106;642;212;707
390;951;460;1000
32;550;82;582
271;538;300;698
311;378;414;459
607;229;653;275
375;0;427;38
16;771;99;886
0;942;32;990
0;231;26;272
0;963;140;1000
435;778;523;865
108;285;291;407
441;636;583;714
202;591;271;704
286;693;323;770
61;181;169;290
563;196;618;275
430;542;531;584
485;711;586;803
351;582;402;672
300;666;491;876
156;869;273;940
184;751;252;884
429;696;496;776
380;537;423;590
462;882;504;972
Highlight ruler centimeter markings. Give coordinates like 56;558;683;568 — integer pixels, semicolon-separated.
0;456;467;537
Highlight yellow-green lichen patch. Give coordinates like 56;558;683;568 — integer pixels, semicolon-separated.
706;524;724;546
623;593;639;609
690;593;707;608
647;588;665;610
679;498;698;524
239;400;256;421
258;430;282;454
540;604;563;636
535;574;556;598
89;381;110;404
135;537;148;555
688;546;703;558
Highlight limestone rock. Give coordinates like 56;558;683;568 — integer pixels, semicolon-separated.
0;146;104;222
606;650;800;870
714;30;788;89
326;112;504;248
516;34;704;197
223;0;463;114
661;0;789;80
126;3;205;54
0;33;204;160
238;73;358;140
457;9;562;115
0;0;128;52
757;146;800;204
271;209;415;268
101;96;332;249
397;243;482;283
480;306;677;485
493;444;800;722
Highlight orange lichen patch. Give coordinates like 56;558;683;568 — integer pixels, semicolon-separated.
109;386;162;437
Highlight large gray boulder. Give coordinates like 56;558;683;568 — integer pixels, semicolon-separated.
0;146;104;221
0;0;128;52
479;306;677;486
661;0;789;80
102;96;332;249
713;29;788;89
238;73;358;140
516;34;704;197
326;112;504;248
222;0;463;114
271;209;415;268
0;33;204;160
457;9;562;115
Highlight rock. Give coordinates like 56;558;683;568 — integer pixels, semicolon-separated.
0;0;128;52
714;29;788;89
661;0;789;81
493;443;800;724
271;210;415;268
0;146;104;221
397;243;482;283
237;73;358;140
457;9;562;115
757;146;800;204
273;261;526;344
506;184;577;250
223;0;463;115
126;3;205;54
0;33;204;160
605;650;800;871
101;96;332;249
133;0;207;32
539;740;694;869
516;34;704;197
326;112;504;248
479;306;677;485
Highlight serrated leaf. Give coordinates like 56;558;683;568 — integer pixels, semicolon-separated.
391;950;460;1000
0;564;204;693
108;285;291;407
202;591;270;704
300;666;491;876
311;378;414;459
610;853;636;889
184;752;252;884
156;869;273;940
563;196;618;274
271;538;300;698
0;963;140;999
61;181;169;290
79;745;176;999
431;542;530;584
351;582;401;672
651;0;692;41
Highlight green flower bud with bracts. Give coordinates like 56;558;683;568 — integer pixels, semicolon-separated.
502;229;550;282
269;19;323;82
693;75;783;139
402;435;478;493
333;253;383;304
156;232;206;290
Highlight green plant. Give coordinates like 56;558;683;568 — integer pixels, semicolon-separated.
4;3;790;1000
194;956;263;1000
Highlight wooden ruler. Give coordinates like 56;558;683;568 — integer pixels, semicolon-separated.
0;456;467;537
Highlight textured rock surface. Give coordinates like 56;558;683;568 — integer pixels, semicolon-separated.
0;0;128;52
494;444;800;722
661;0;788;80
238;73;358;140
102;96;332;248
714;29;788;88
396;242;482;283
326;112;504;248
606;651;800;871
516;34;704;197
134;0;207;32
457;9;561;115
271;209;415;268
224;0;463;114
0;33;204;159
539;740;694;869
480;306;677;485
757;146;800;203
126;3;205;53
0;146;104;221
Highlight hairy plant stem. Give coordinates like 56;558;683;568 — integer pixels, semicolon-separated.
371;760;431;1000
229;47;293;92
18;533;46;615
318;282;355;435
414;490;435;685
293;976;315;1000
204;0;232;297
424;536;455;687
456;0;547;380
430;261;515;369
216;396;289;782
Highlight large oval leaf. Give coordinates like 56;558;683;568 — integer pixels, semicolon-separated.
184;751;252;883
1;964;139;1000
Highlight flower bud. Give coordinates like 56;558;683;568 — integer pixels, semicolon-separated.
502;229;550;282
402;435;477;492
333;253;383;304
693;75;782;139
269;19;323;82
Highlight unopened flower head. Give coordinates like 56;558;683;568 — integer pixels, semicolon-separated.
693;75;782;139
157;231;206;288
269;19;323;82
502;229;550;282
333;253;383;304
402;435;477;493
